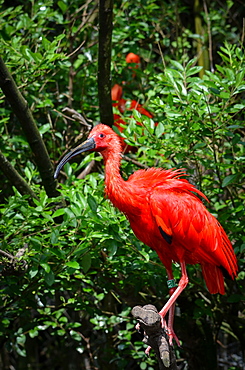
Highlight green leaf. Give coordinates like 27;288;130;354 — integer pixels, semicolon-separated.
29;329;39;338
44;270;55;286
87;194;98;213
227;294;243;303
170;60;184;71
29;267;38;279
66;261;80;270
81;253;91;273
209;87;220;95
40;263;51;273
108;241;118;256
155;122;165;138
39;123;51;135
50;230;59;244
220;91;230;99
193;142;206;150
52;208;65;218
185;58;197;70
186;66;203;77
58;1;68;13
24;167;32;180
222;174;237;187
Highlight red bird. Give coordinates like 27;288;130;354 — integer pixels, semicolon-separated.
54;124;238;345
111;83;155;153
125;52;141;66
111;53;156;153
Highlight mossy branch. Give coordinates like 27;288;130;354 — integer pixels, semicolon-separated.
0;149;38;202
0;57;59;198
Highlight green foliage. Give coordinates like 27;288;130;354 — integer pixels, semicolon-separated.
0;0;244;369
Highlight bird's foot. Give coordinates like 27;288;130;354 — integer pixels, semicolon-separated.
135;322;141;332
159;313;180;347
145;345;151;356
135;323;154;355
166;327;180;347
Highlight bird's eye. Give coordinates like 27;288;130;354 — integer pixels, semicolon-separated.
99;133;105;138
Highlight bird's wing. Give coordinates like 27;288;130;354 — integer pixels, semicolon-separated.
148;186;235;269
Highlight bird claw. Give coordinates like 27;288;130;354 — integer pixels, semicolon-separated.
145;345;151;356
135;322;141;332
159;313;180;347
166;328;180;347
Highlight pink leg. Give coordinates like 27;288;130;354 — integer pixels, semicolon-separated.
159;261;188;345
162;268;178;345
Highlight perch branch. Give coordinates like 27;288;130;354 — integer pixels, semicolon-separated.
132;305;179;370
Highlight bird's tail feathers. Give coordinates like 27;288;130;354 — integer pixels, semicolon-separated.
201;263;225;295
219;226;238;279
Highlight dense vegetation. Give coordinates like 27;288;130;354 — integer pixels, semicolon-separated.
0;0;244;369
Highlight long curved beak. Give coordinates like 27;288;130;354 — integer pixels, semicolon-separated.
54;137;95;179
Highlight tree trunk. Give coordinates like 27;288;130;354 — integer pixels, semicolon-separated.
98;0;114;127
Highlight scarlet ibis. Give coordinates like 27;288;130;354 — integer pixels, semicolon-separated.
54;124;238;345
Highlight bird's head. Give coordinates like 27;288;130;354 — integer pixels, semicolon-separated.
54;124;122;179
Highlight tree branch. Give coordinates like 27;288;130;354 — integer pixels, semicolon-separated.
0;57;59;198
98;0;114;126
132;305;179;370
0;148;38;202
0;244;28;277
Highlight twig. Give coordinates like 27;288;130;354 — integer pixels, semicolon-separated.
67;40;86;59
62;108;92;129
132;305;179;370
122;154;149;169
77;160;96;179
0;250;14;261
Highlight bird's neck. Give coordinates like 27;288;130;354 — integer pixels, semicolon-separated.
102;149;126;210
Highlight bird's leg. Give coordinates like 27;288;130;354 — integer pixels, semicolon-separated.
159;261;189;345
165;302;180;346
162;269;179;345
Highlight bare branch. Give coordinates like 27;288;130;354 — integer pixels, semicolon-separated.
62;108;92;129
77;160;96;179
0;244;28;277
122;154;149;169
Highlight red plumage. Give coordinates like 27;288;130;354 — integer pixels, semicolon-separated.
125;52;141;65
107;164;237;292
54;123;238;345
